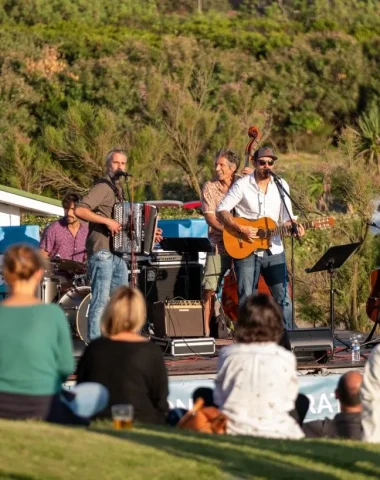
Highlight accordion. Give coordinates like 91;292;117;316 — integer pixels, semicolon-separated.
113;202;159;255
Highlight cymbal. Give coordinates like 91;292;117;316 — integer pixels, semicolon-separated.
50;258;86;273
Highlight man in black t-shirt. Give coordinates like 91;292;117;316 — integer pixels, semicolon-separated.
303;371;362;440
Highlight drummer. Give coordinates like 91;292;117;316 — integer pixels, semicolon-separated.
40;192;88;264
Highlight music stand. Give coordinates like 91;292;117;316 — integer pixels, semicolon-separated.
160;237;214;299
160;237;214;254
305;242;361;346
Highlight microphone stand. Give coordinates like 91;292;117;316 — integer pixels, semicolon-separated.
268;170;307;331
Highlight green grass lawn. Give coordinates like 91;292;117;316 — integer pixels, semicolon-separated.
0;420;380;479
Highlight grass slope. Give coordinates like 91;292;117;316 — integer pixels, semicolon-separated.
0;420;380;479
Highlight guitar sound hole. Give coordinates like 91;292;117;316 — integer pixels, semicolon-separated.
257;229;266;239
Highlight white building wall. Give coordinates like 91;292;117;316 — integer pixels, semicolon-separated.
0;204;20;226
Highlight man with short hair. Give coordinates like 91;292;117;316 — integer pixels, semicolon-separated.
216;147;304;329
76;149;162;342
40;192;88;262
75;150;128;341
201;149;241;337
303;371;363;439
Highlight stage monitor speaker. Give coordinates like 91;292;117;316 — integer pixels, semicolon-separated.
139;264;203;321
280;328;334;363
152;301;204;338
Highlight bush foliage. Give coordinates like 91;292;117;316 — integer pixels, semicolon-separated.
0;0;379;198
2;0;380;330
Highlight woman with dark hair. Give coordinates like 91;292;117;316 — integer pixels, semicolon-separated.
214;293;304;438
76;286;169;425
0;244;107;422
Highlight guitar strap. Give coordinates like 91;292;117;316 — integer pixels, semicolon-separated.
94;178;125;202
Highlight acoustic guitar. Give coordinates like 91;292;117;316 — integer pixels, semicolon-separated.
223;216;335;259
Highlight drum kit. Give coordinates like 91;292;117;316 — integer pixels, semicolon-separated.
40;259;90;342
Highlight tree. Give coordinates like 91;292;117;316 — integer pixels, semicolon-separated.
0;132;49;193
161;58;219;197
351;105;380;174
43;102;129;193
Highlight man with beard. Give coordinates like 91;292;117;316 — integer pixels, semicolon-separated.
75;149;162;342
40;192;88;263
216;147;304;330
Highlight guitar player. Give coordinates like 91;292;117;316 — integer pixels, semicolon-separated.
216;147;305;330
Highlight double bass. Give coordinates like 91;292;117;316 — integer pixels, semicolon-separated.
366;268;380;323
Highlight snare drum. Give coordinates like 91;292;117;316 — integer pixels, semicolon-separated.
58;286;91;342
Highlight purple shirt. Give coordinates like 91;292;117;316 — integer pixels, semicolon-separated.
39;218;88;262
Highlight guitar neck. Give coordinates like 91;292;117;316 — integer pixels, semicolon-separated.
271;220;315;237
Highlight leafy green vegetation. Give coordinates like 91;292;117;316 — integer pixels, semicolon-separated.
0;0;378;199
2;0;380;331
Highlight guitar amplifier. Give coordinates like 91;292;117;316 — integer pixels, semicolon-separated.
139;264;203;321
152;300;204;338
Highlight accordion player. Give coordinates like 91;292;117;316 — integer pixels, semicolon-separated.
113;202;159;255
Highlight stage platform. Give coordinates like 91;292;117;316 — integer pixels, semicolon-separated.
70;329;376;422
72;329;373;378
74;330;374;378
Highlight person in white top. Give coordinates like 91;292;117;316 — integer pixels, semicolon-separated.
361;344;380;442
214;293;304;439
216;147;304;329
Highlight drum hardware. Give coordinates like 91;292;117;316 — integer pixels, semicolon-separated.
72;273;87;288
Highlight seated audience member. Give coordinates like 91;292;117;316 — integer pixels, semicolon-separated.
76;286;169;425
361;345;380;442
0;244;107;423
214;293;304;439
303;371;362;439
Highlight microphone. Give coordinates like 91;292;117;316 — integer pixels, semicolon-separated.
113;169;134;179
264;169;280;180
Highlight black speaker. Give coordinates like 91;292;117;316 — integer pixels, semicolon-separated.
139;264;203;321
280;328;334;363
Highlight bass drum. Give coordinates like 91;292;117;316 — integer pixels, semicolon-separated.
59;286;91;342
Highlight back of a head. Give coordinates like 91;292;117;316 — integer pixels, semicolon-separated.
336;371;362;408
235;293;283;344
3;244;46;286
101;286;146;336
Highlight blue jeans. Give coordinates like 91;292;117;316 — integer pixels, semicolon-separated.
87;249;129;341
234;251;293;330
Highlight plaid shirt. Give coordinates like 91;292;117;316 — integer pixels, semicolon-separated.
201;178;230;254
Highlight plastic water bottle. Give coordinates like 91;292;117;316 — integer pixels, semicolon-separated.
351;336;361;362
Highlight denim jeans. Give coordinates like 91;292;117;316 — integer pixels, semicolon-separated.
234;250;293;330
87;249;129;341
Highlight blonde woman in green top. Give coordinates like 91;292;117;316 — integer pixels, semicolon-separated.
0;244;108;422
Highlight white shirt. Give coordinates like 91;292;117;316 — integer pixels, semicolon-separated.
216;174;295;255
362;344;380;442
214;342;304;439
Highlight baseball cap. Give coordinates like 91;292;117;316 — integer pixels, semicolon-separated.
253;147;278;161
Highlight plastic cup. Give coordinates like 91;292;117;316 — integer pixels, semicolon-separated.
111;404;134;430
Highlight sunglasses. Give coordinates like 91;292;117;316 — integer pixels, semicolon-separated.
258;159;275;166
